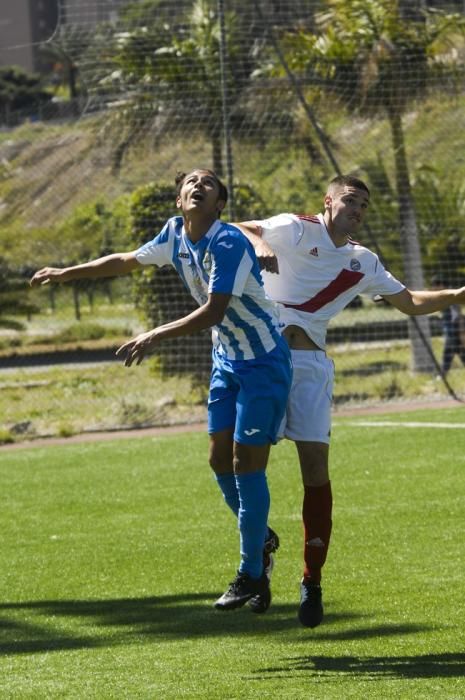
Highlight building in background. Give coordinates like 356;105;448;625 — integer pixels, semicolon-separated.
60;0;129;27
0;0;58;74
0;0;129;75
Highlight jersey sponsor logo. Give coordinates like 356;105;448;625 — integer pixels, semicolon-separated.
218;241;233;249
203;251;212;272
309;247;319;257
283;268;365;313
244;428;260;436
350;258;361;271
177;252;190;259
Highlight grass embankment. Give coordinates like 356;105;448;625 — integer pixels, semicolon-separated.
0;299;208;443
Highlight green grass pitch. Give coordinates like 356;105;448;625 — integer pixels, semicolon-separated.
0;407;464;699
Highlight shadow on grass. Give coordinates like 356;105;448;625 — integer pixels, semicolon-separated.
0;594;422;656
252;651;465;680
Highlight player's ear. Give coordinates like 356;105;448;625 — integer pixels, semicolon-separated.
217;199;226;215
176;195;182;210
324;194;332;210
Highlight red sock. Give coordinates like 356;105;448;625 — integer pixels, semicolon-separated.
302;481;333;584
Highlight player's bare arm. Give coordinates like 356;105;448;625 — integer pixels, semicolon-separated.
30;252;141;287
383;286;465;315
235;221;279;274
116;292;232;366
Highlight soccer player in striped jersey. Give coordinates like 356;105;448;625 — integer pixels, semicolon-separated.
238;174;465;627
30;168;292;612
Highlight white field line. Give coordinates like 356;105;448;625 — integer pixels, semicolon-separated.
336;421;465;429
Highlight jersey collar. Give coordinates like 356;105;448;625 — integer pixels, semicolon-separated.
182;218;224;248
317;213;352;250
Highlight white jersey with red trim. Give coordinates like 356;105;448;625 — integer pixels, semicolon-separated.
256;213;405;350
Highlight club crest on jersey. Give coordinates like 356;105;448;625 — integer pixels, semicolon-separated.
309;247;319;257
203;251;212;272
350;258;361;271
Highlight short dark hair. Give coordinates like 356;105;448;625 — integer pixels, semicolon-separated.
328;174;370;196
175;169;228;203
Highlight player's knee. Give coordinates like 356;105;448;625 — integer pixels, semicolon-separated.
297;442;329;486
302;469;329;487
232;453;249;474
233;443;270;474
300;456;329;486
209;449;233;474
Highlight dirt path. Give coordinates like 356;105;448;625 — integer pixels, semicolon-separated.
1;398;462;452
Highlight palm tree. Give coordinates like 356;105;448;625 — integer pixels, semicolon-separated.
414;165;465;285
96;0;248;176
267;0;465;371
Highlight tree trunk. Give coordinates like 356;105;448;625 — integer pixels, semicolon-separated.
68;63;78;100
211;130;224;176
300;134;325;167
49;285;56;312
72;284;81;321
389;110;434;372
86;285;94;310
104;279;113;304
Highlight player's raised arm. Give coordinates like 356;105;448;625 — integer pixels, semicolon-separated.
382;286;465;315
30;252;141;287
234;221;279;274
116;292;231;366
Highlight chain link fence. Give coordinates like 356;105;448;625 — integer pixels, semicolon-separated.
1;0;465;405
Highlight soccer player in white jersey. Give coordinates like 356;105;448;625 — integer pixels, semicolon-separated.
238;174;465;627
30;168;292;611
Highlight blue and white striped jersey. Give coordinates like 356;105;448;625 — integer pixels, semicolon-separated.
135;216;281;360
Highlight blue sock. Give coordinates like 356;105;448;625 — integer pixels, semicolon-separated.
235;471;270;579
215;473;239;516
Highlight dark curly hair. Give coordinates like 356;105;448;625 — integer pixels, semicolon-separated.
175;169;228;203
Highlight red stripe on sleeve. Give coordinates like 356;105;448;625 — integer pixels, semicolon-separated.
295;214;320;223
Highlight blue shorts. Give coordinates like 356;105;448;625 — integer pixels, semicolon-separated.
208;338;293;446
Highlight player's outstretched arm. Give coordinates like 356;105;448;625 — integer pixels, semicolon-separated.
30;252;141;287
116;292;231;367
383;286;465;315
234;221;279;274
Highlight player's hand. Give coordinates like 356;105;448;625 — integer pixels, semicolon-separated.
30;267;69;287
254;240;279;274
116;330;159;367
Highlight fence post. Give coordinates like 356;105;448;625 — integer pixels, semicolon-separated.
217;0;235;220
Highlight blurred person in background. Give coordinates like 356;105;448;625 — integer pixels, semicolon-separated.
432;274;465;375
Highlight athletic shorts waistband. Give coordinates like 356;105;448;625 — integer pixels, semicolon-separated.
290;348;327;358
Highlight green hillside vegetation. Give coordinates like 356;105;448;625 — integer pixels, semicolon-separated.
0;114;216;230
1;91;465;273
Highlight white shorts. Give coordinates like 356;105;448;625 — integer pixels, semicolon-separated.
280;349;335;444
